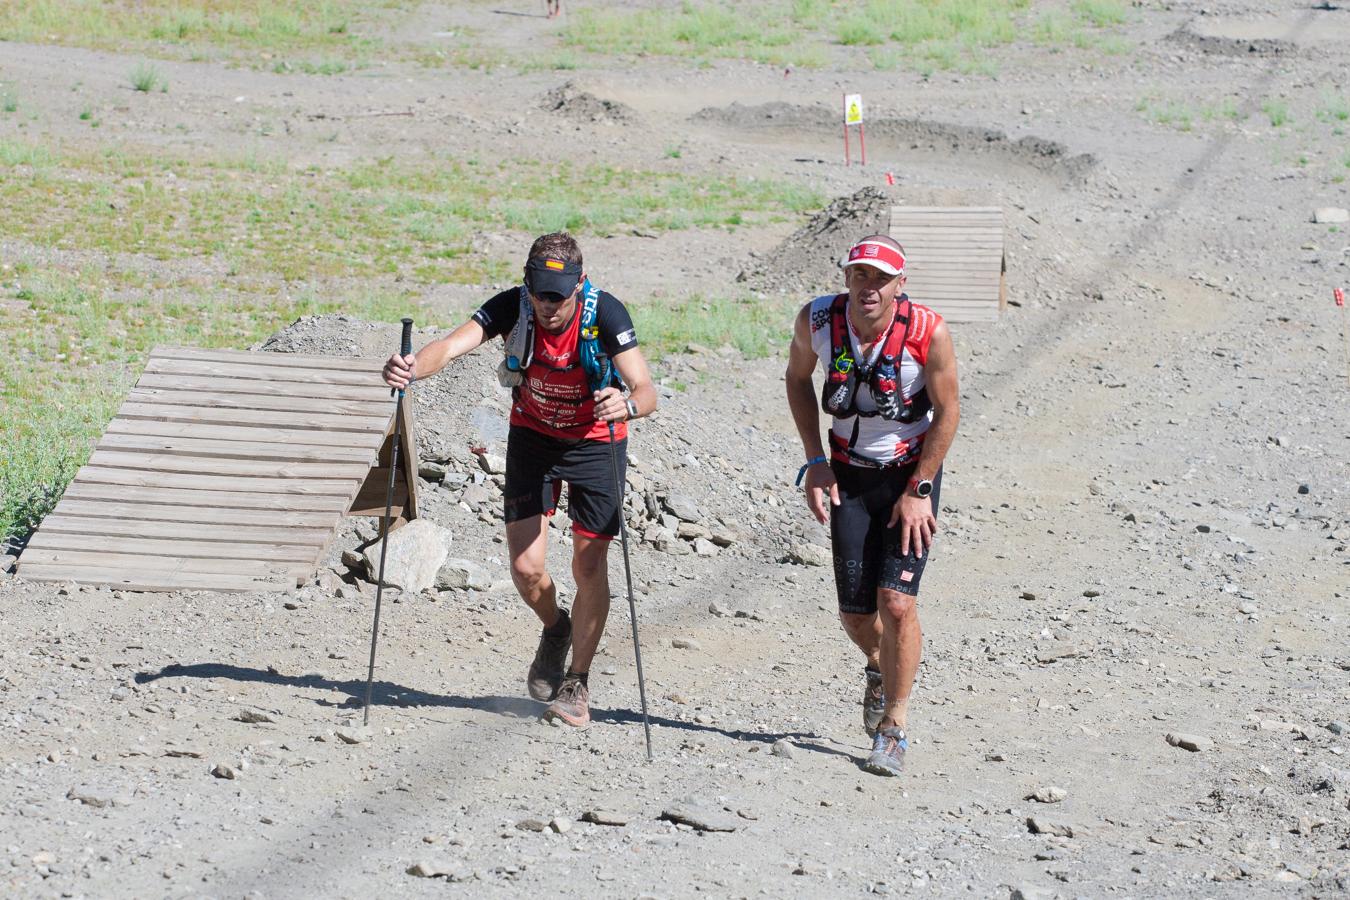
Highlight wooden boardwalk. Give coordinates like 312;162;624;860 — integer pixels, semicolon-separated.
19;347;415;593
890;206;1005;323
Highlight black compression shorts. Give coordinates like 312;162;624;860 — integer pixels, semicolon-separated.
503;425;627;540
830;461;942;614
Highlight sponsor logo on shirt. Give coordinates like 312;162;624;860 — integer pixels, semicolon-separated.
616;328;636;347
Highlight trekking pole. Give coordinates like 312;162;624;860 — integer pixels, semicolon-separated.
364;316;414;727
607;419;653;761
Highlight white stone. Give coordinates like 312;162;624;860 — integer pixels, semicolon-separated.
362;519;451;593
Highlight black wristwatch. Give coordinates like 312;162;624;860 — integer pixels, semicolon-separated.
909;477;933;498
625;398;639;420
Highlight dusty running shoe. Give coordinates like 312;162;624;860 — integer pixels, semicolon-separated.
544;673;590;727
863;667;885;737
863;726;908;777
526;611;571;701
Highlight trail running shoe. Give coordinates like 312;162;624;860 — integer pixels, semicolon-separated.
863;667;886;737
863;726;908;777
544;674;590;727
526;611;571;701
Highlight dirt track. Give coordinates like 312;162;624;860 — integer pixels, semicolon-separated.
2;2;1348;897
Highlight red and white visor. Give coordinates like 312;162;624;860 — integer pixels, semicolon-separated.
839;239;905;276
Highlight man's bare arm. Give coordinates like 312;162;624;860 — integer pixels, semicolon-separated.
785;304;826;461
383;319;488;389
912;321;960;482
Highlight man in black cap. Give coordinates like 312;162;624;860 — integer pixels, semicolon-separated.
383;232;657;727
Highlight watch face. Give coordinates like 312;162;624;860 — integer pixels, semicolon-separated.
916;480;933;498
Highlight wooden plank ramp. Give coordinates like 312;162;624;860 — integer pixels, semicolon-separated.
18;347;418;593
890;206;1006;324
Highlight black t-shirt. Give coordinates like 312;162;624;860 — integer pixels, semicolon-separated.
472;287;639;358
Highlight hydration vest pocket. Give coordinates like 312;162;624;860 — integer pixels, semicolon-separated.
498;355;525;388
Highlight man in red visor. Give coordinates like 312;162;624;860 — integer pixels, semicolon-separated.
784;234;961;777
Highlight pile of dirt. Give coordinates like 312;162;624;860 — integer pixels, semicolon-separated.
251;313;398;359
1164;24;1296;57
737;186;892;296
693;102;1096;180
538;81;636;124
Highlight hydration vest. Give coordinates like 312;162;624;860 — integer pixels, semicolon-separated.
497;279;624;394
819;292;931;424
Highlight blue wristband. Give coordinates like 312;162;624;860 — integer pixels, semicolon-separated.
796;455;828;487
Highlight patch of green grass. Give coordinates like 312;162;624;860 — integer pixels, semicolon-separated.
0;141;817;285
1198;98;1241;122
1262;99;1290;128
130;62;167;93
838;16;884;46
1;91;15;113
1317;91;1349;123
1135;95;1193;132
641;293;796;359
1072;0;1128;27
274;58;355;75
564;0;1036;72
1;365;130;543
0;139;54;167
0;0;392;69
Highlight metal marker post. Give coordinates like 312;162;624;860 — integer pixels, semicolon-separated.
842;94;850;167
363;316;414;726
843;93;864;167
1337;288;1349;389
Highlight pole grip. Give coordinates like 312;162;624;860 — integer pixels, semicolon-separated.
399;317;414;357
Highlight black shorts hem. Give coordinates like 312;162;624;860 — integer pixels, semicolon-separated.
503;425;626;539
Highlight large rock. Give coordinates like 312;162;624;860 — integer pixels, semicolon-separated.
67;784;133;808
664;493;702;523
789;543;831;567
1165;732;1212;752
436;558;492;592
659;802;738;832
1312;207;1349;224
362;519;451;593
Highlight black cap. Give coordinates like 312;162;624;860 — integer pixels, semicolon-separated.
524;257;582;300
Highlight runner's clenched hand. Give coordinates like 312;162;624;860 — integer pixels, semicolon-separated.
888;491;937;557
383;353;416;390
592;386;628;423
804;462;840;525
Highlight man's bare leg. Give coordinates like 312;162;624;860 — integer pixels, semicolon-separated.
877;588;922;730
839;611;882;669
506;515;560;626
566;535;612;674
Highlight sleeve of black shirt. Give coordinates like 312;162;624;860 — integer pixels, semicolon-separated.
472;288;522;340
596;292;639;358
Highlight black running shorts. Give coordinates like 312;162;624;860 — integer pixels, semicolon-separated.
830;461;942;614
503;425;627;540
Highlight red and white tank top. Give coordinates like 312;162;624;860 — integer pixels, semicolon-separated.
807;293;941;466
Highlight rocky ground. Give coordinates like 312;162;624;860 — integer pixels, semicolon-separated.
3;1;1349;898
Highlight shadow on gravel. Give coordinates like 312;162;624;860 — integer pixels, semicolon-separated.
136;662;853;759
